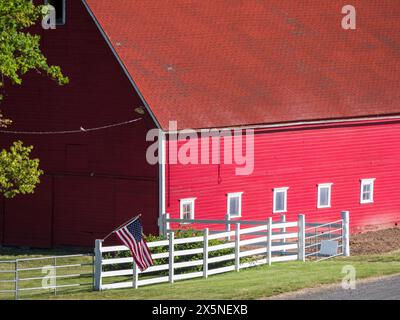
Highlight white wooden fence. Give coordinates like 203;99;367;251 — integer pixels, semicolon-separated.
94;212;349;291
94;216;302;291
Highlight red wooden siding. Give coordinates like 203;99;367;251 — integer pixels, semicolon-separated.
0;0;159;247
165;120;400;233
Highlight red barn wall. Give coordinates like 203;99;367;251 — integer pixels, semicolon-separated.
0;1;159;247
165;120;400;233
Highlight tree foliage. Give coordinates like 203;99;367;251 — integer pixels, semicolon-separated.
0;0;69;124
0;141;43;198
0;0;68;198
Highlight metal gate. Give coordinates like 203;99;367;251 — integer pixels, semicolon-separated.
304;211;350;261
0;254;94;300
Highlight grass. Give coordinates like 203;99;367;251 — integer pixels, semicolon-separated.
1;247;400;300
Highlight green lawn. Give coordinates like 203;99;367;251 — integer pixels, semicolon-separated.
2;247;399;300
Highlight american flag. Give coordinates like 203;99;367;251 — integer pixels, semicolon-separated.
115;218;154;271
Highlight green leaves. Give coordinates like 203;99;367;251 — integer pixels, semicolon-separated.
0;1;69;198
0;0;69;86
0;141;43;198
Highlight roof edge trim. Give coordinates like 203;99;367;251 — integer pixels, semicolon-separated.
164;115;400;134
81;0;162;130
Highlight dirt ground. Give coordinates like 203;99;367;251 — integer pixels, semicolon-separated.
350;227;400;255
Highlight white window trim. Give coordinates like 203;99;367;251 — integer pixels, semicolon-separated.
360;178;375;204
226;192;243;218
179;198;196;220
317;183;333;209
273;187;289;213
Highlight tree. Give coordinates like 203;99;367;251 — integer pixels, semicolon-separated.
0;0;68;198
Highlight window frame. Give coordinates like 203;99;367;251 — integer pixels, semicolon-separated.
179;198;196;221
45;0;66;26
273;187;289;213
360;178;375;204
317;183;333;209
226;192;243;218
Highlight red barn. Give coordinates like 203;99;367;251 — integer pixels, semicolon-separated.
1;0;400;247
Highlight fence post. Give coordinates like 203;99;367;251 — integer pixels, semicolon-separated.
54;256;57;296
132;262;139;289
94;239;103;291
280;214;286;255
203;228;209;278
169;232;175;283
298;214;305;262
165;213;170;237
225;214;231;241
235;223;241;271
267;218;272;266
341;211;350;256
15;260;19;300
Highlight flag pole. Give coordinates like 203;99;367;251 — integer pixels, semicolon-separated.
101;214;142;242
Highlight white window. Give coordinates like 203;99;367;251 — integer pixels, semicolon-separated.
317;183;332;208
180;198;196;220
227;192;243;218
360;179;375;204
273;187;288;213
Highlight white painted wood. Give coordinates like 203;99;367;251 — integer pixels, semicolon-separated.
239;247;266;258
208;265;235;275
159;132;166;236
102;257;133;265
174;259;204;269
100;245;129;253
271;221;298;229
235;223;240;272
174;272;203;281
164;213;170;237
140;264;169;273
225;213;231;241
151;252;169;260
101;281;133;290
208;242;235;252
147;239;169;248
138;276;169;286
280;215;286;254
208;230;236;240
271;255;298;262
208;253;235;264
94;239;102;291
169;232;174;283
133;262;138;289
239;225;268;235
342;211;350;256
298;214;305;261
271;232;298;240
174;247;204;256
174;236;204;245
239;236;267;246
102;269;133;278
267;217;272;266
203;228;208;278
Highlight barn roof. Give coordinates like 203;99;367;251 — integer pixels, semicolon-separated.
83;0;400;130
